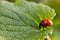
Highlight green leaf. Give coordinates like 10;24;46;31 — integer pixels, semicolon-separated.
0;1;56;40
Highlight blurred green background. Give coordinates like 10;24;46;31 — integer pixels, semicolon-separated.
0;0;60;40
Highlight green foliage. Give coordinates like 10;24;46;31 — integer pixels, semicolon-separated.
0;1;56;40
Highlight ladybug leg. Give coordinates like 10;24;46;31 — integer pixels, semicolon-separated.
43;26;47;31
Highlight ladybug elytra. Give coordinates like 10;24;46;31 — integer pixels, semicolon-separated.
39;19;53;28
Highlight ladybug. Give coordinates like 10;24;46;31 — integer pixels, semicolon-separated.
39;19;53;28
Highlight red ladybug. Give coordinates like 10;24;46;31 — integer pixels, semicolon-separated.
39;19;53;28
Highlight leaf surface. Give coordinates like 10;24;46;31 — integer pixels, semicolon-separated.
0;1;56;40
